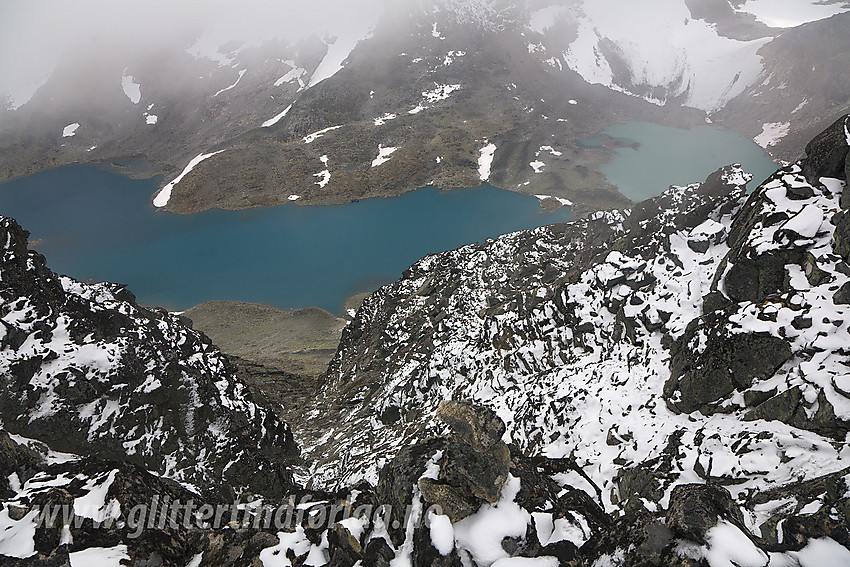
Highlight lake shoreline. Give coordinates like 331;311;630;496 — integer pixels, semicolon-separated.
0;166;572;314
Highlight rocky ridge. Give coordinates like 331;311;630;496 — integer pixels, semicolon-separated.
1;402;847;566
291;116;850;549
0;217;298;499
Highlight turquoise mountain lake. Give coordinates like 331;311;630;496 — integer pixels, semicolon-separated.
0;123;779;313
600;122;778;201
0;165;571;313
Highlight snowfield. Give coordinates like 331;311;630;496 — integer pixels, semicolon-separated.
562;0;769;112
121;73;141;104
62;123;79;137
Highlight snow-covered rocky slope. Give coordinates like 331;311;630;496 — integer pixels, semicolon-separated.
0;217;298;498
295;115;850;544
716;10;850;161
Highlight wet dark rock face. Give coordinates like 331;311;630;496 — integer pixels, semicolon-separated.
801;115;850;187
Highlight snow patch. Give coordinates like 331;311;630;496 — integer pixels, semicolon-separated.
845;117;850;146
704;520;768;567
62;123;79;137
780;205;823;239
314;155;331;188
374;113;397;126
69;545;130;567
453;475;530;565
275;61;307;88
789;537;850;566
262;104;292;128
478;143;497;181
0;508;37;558
213;69;246;97
74;470;120;523
754;122;791;148
153;150;226;208
428;511;454;555
144;113;158;125
534;194;573;207
443;51;465;66
121;74;141;104
422;84;462;103
309;26;372;88
303;125;342;144
259;527;312;566
371;145;398;168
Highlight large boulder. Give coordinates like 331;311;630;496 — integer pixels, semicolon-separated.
417;402;511;522
666;317;792;414
666;484;746;543
801;114;849;187
724;252;795;303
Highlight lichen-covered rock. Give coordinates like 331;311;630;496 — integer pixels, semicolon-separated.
417;402;511;522
743;386;803;424
723;251;797;303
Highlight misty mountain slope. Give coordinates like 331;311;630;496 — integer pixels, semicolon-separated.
0;36;327;183
0;217;298;498
716;11;850;161
154;2;711;215
293;116;850;542
552;0;771;111
1;0;849;215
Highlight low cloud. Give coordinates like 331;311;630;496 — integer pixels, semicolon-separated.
0;0;392;107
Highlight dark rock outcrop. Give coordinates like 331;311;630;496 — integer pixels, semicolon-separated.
666;484;747;543
666;322;792;414
418;402;511;522
0;217;298;498
801;115;850;186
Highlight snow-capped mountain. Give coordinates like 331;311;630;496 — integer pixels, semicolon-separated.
294;115;850;547
2;0;848;216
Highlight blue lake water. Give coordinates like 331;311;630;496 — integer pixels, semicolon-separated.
600;122;778;201
0;165;571;313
